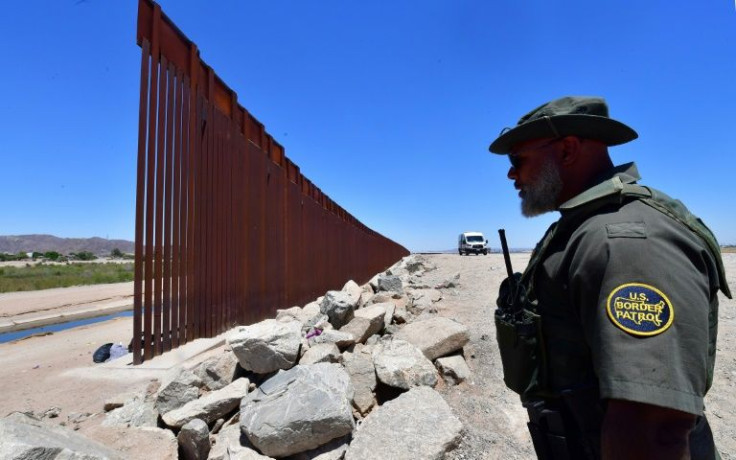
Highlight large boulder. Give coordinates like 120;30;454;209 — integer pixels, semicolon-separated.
345;387;462;460
162;378;250;429
320;291;358;328
103;394;159;428
155;368;203;415
81;424;178;460
407;289;442;313
338;304;387;344
227;319;301;373
392;305;411;324
402;255;436;274
208;424;274;460
372;339;438;389
308;329;355;349
366;292;393;305
240;363;355;458
338;317;374;345
275;305;304;321
368;274;380;293
276;303;324;330
354;304;387;331
300;302;326;327
194;350;240;391
0;413;124;460
300;343;342;365
178;418;210;460
288;435;350;460
358;283;374;308
394;317;470;360
407;274;431;288
376;275;402;293
372;301;396;327
342;344;377;415
342;280;363;307
435;355;471;385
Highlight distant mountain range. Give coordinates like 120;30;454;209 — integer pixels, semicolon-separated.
0;235;135;255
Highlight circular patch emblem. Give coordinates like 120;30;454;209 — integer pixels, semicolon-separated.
606;283;674;337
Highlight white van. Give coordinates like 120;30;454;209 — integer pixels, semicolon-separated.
458;231;488;256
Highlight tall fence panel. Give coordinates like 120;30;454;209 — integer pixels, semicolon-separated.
133;0;409;364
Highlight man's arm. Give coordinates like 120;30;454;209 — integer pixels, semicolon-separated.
601;399;696;460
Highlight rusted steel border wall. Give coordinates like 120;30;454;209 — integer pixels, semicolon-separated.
133;0;409;363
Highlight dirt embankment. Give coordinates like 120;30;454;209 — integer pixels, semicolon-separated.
0;282;133;319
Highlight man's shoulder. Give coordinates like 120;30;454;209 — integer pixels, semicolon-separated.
564;196;698;252
573;197;691;234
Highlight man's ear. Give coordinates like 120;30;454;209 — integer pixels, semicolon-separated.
559;136;581;165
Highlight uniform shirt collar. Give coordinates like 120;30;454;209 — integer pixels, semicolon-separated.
558;162;641;210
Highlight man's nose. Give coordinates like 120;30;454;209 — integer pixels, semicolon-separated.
507;166;517;180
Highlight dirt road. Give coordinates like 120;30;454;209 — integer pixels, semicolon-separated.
422;253;736;460
0;282;133;333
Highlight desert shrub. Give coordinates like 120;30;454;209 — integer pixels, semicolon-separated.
71;251;96;261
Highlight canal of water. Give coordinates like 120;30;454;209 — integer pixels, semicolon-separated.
0;310;133;344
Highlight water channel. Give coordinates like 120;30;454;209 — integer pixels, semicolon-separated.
0;310;133;344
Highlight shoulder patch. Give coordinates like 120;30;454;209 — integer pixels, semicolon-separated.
606;283;673;336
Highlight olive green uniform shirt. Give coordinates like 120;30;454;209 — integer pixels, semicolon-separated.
529;162;722;415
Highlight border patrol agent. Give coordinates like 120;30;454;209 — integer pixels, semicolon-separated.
489;96;731;460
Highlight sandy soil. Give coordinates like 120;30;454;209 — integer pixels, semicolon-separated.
0;282;133;319
0;315;143;418
0;254;733;459
0;281;215;459
424;253;736;460
427;253;537;460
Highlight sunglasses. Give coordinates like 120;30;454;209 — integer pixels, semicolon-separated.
508;138;560;169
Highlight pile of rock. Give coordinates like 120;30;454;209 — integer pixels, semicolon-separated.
2;255;472;460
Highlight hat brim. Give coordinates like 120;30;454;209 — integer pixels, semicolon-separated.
488;114;638;154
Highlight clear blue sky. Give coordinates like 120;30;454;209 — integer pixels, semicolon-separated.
2;1;735;252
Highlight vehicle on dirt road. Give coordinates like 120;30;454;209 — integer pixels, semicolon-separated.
458;231;488;255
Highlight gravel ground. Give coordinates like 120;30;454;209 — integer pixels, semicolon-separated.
419;253;736;460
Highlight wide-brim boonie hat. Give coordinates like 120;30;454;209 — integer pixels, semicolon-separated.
488;96;638;154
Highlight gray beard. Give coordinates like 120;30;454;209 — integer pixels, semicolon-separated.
521;158;563;217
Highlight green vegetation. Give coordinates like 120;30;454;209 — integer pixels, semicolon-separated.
71;251;96;261
0;262;134;293
1;251;67;261
0;252;28;262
